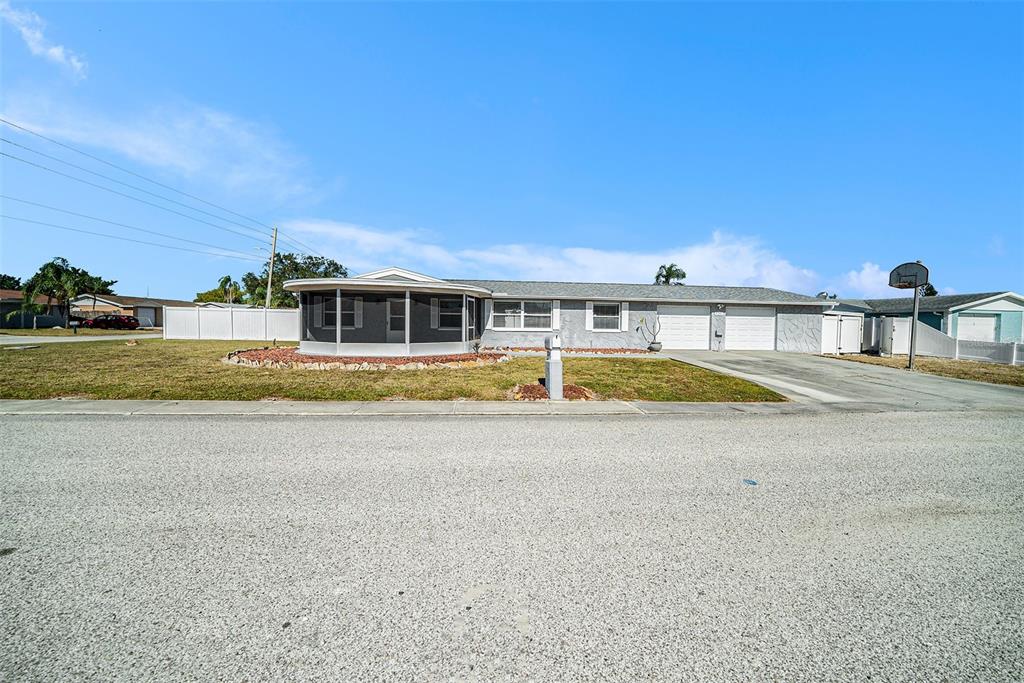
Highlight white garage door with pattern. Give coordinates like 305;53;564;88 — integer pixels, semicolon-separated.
957;314;997;342
658;305;711;349
725;306;776;350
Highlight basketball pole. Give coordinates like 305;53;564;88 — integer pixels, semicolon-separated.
908;284;920;370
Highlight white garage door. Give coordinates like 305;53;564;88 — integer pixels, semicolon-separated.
958;314;997;342
725;306;776;350
134;306;157;327
658;305;710;349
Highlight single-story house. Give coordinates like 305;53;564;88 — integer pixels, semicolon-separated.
283;267;832;357
198;302;254;309
838;291;1024;343
0;288;67;328
70;294;198;327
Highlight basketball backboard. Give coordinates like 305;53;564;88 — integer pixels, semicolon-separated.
889;262;929;289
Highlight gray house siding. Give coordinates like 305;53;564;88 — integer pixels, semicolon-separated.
481;299;655;349
776;306;822;353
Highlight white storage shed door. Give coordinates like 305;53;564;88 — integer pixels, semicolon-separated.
725;306;776;350
657;305;711;349
958;314;997;342
838;316;862;353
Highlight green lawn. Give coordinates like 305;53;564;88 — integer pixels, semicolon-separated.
832;353;1024;387
0;328;156;336
0;339;784;402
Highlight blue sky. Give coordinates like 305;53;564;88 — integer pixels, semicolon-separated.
1;1;1021;300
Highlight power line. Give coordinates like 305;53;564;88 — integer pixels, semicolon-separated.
1;136;275;240
0;195;267;260
0;116;329;259
0;214;266;262
2;151;277;246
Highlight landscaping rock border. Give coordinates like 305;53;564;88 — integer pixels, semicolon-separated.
225;347;511;371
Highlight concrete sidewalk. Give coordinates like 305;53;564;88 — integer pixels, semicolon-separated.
2;397;1017;416
0;333;162;345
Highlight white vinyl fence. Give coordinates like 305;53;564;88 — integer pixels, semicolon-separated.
879;317;1022;366
163;306;299;341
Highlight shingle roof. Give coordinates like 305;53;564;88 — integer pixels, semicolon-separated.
448;279;828;305
851;291;1010;314
0;289;55;305
73;293;197;307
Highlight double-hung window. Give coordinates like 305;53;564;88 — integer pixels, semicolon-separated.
314;294;337;328
492;300;553;330
592;303;620;331
438;297;462;330
340;297;357;329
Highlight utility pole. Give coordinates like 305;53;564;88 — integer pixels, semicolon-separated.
265;226;278;309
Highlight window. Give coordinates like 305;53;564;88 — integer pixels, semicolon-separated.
340;297;357;328
438;297;462;329
593;303;620;330
313;294;336;328
492;300;553;330
467;297;476;337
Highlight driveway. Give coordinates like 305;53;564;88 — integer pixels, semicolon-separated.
0;332;162;345
1;411;1021;680
665;350;1024;411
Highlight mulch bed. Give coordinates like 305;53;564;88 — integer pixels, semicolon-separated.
227;347;508;370
511;383;596;401
488;346;651;355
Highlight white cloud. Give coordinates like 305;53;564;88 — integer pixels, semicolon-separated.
2;93;314;202
1;1;86;79
839;261;910;299
285;220;820;292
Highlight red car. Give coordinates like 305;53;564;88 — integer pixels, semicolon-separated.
81;314;141;330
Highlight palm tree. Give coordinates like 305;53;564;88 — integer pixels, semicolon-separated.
654;263;686;285
218;275;240;304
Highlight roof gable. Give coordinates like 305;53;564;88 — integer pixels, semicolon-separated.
353;267;445;283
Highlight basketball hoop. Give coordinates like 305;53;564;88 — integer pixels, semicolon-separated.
888;261;930;370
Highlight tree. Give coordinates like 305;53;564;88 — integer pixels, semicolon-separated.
196;275;241;303
0;274;21;289
920;283;938;297
22;257;116;327
654;263;686;285
241;253;348;308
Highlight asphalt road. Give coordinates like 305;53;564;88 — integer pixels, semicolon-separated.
2;412;1022;681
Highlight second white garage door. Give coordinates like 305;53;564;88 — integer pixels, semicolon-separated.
725;306;776;350
658;305;710;349
957;314;997;342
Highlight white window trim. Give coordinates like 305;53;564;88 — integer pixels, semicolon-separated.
591;302;622;333
491;299;554;332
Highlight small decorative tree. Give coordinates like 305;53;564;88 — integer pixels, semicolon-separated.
636;314;662;351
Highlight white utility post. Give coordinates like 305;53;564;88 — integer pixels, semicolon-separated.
265;226;278;309
545;334;563;400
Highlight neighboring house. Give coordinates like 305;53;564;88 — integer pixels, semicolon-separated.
70;294;198;327
839;292;1024;343
283;267;831;357
0;288;67;328
198;302;254;309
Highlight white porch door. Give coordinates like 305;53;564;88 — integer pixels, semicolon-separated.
386;298;406;343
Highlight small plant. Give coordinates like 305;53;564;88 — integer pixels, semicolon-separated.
636;315;661;344
472;340;481;353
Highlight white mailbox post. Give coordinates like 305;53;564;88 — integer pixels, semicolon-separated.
544;334;563;400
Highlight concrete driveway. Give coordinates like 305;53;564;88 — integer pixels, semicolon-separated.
665;350;1024;411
